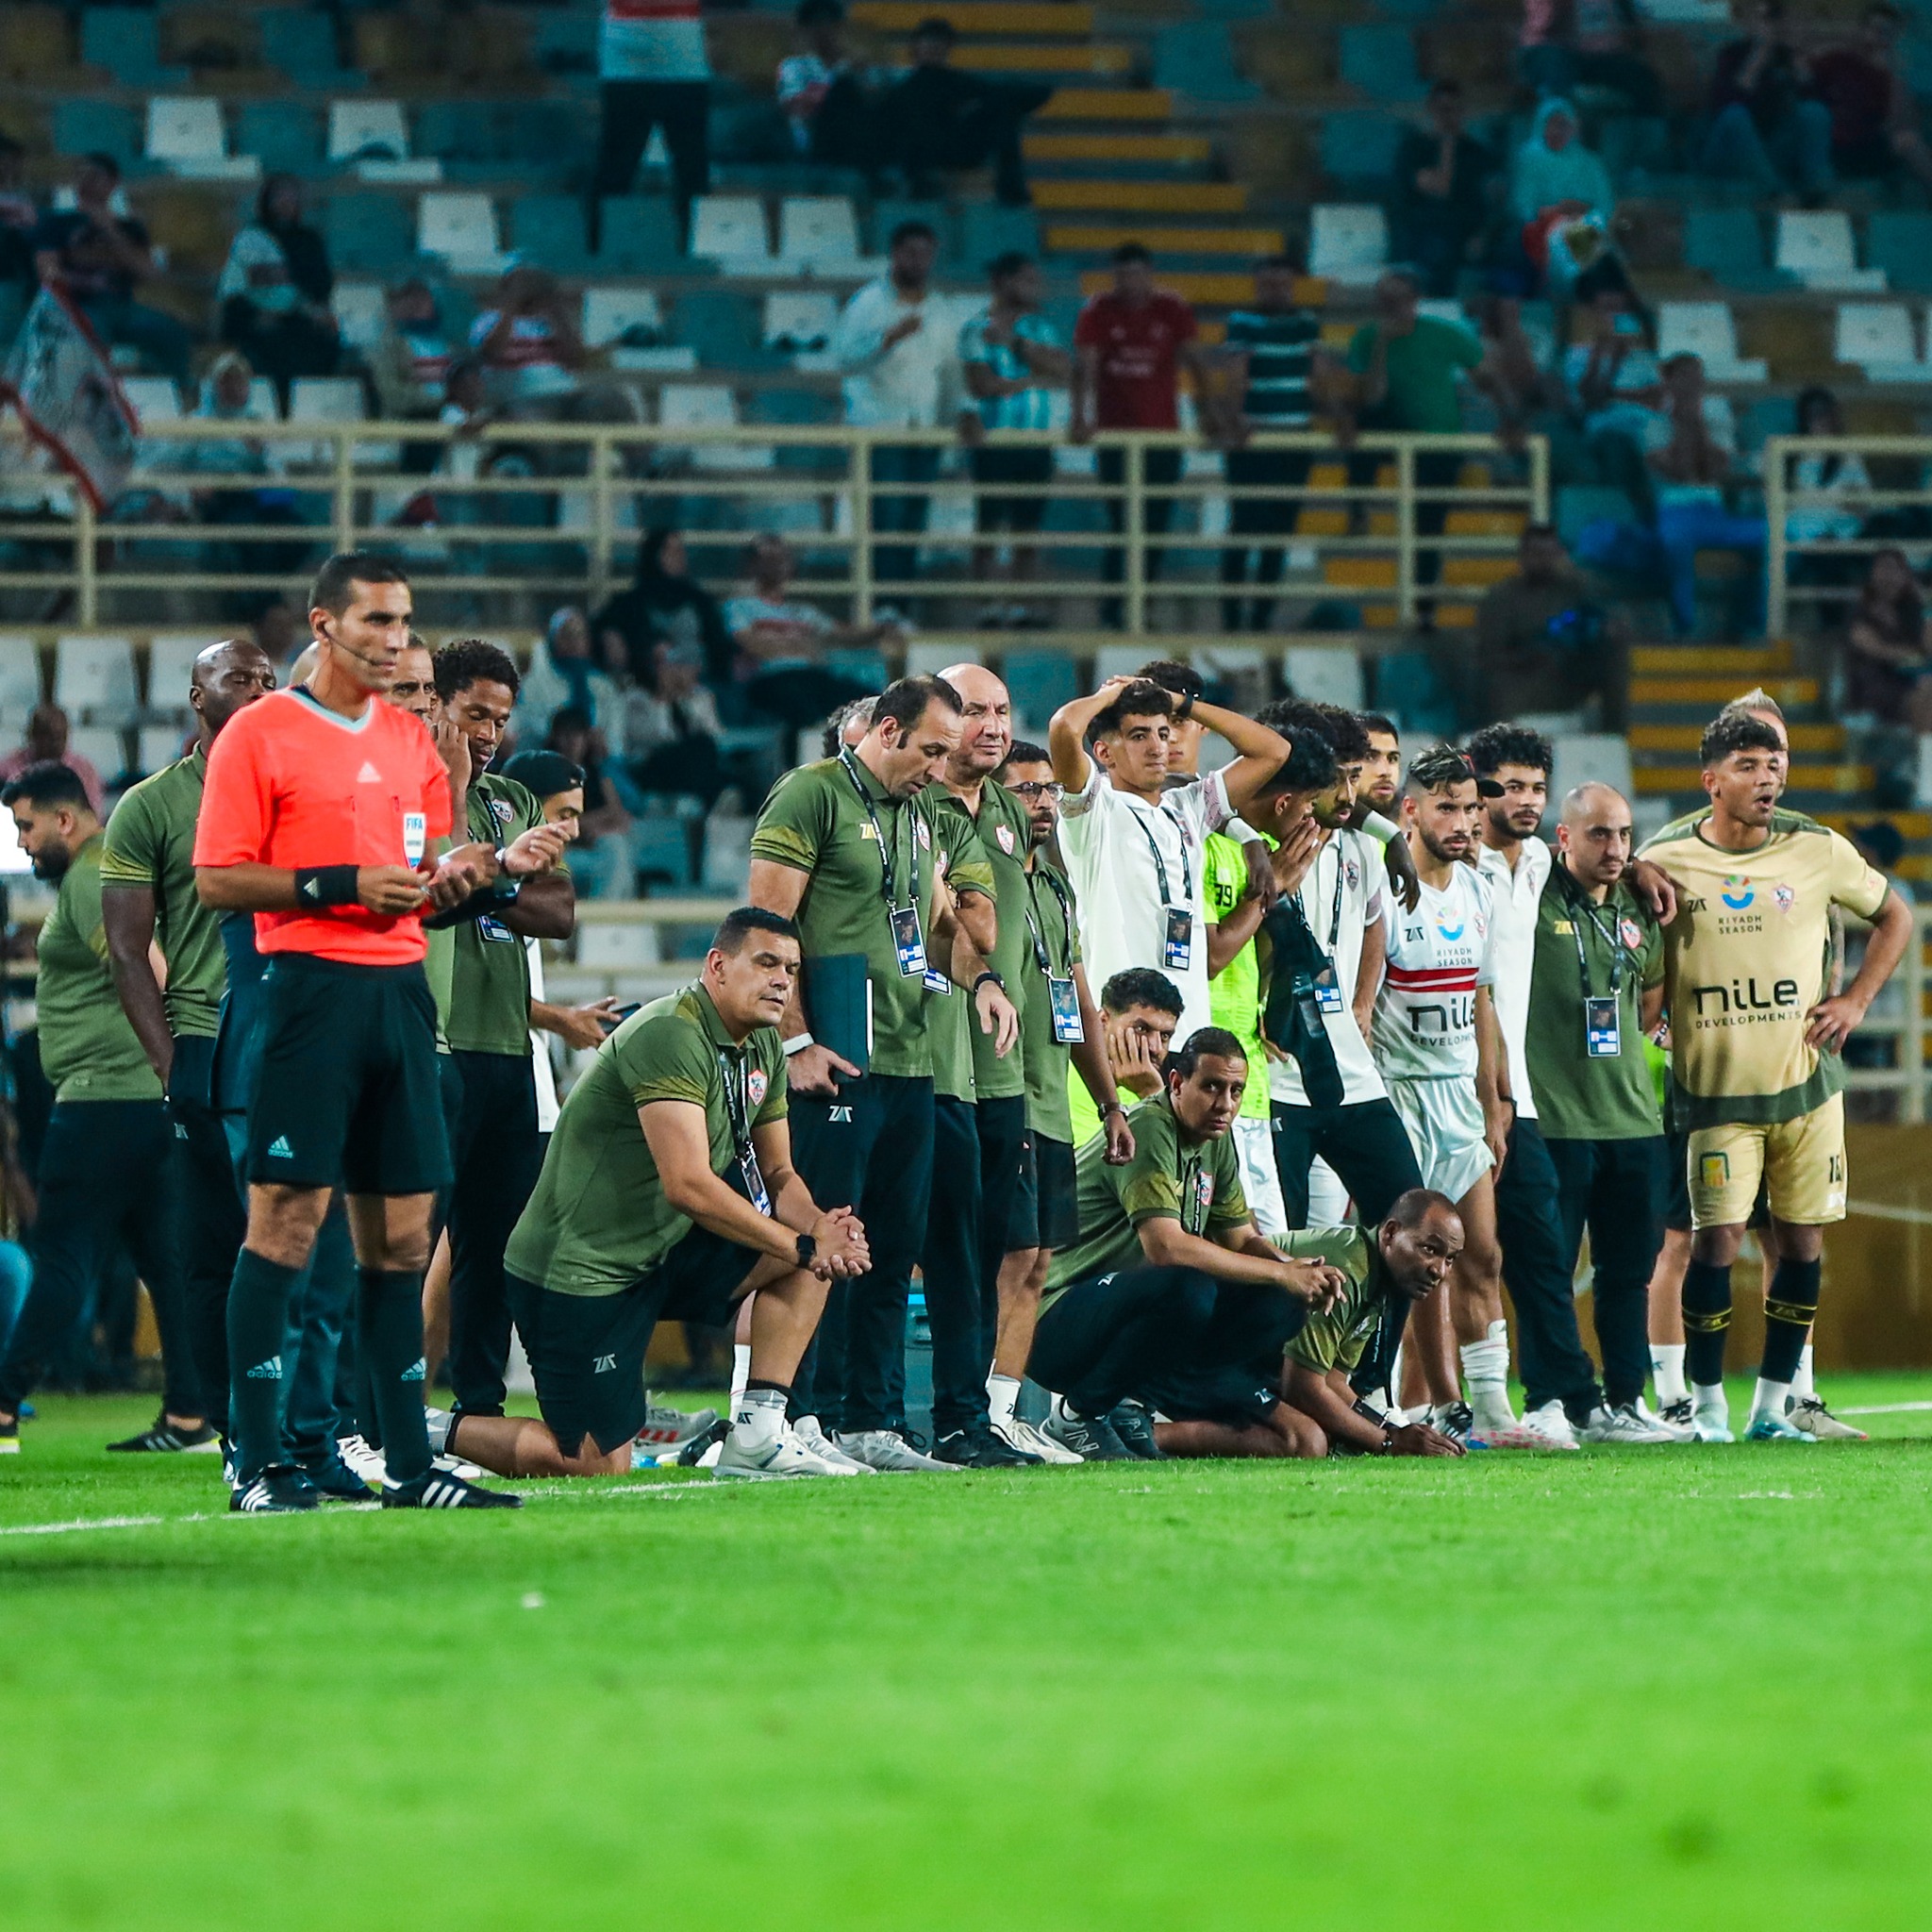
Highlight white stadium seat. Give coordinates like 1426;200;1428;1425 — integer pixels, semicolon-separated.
581;287;665;348
55;635;140;725
763;291;839;351
1655;302;1768;382
417;192;502;269
777;196;861;268
145;633;211;714
330;283;387;353
328;99;410;162
1308;204;1388;285
690;195;771;266
0;635;45;720
1775;210;1886;291
1835;302;1929;380
144;97;233;167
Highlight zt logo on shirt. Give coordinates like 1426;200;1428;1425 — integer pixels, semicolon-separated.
828;1105;855;1123
592;1354;618;1374
1404;925;1424;944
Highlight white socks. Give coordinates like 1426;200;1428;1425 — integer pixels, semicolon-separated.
1692;1380;1728;1427
1792;1343;1815;1404
1650;1343;1687;1407
986;1373;1020;1428
730;1342;751;1407
1460;1322;1515;1427
730;1385;786;1452
1750;1377;1791;1424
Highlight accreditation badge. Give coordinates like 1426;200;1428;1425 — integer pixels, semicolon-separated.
403;810;426;865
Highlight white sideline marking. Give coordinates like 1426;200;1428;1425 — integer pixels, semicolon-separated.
1846;1199;1932;1226
0;1514;165;1537
1838;1400;1932;1416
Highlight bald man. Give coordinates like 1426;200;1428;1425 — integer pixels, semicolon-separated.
1521;782;1679;1442
95;641;276;1453
916;662;1041;1463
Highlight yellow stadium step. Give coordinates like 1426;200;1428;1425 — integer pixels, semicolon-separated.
1633;762;1873;794
1324;558;1398;590
1628;642;1796;675
1295;508;1350;536
1628;675;1820;707
1443;508;1526;536
1032;180;1249;214
1442;558;1516;588
1041;89;1174;121
1047;224;1284;255
1078;270;1325;304
851;2;1095;32
1434;604;1479;629
1630;723;1845;754
1823;810;1932;840
960;42;1136;74
1024;132;1214;164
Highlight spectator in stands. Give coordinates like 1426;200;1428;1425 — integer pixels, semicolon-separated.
1564;264;1662;517
1844;547;1932;725
215;175;339;400
958;250;1069;625
183;351;308;611
724;533;895;727
518;606;627;749
876;18;1051;206
626;636;729;806
1519;0;1663;115
370;278;455;425
1701;0;1834;198
543;704;635;897
1805;2;1932;195
1473;524;1617;722
1509;100;1615;291
470;268;589;415
1785;386;1871;607
31;154;192;385
0;706;105;813
832;219;952;590
1218;253;1327;634
1393;81;1497;298
1647;352;1764;636
1073;243;1210;628
590;0;712;242
778;0;874;168
595;527;734;681
0;137;37;288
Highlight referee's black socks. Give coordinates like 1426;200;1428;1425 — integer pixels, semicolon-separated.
227;1249;304;1483
1761;1257;1823;1385
358;1268;434;1484
1681;1258;1735;1390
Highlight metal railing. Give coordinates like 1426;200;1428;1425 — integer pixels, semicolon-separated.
0;419;1545;638
1764;433;1932;637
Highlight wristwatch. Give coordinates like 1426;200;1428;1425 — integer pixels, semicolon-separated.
794;1233;817;1270
972;971;1006;993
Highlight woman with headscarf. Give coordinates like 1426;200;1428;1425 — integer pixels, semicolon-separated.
216;174;340;397
514;606;625;750
1510;98;1616;290
592;527;734;683
1844;547;1932;725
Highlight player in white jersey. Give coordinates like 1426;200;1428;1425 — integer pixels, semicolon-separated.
1374;744;1547;1449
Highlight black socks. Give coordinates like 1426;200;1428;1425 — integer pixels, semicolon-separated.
358;1268;433;1484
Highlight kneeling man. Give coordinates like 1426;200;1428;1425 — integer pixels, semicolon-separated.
450;908;870;1480
1030;1027;1346;1461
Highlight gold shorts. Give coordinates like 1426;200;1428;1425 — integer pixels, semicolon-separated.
1686;1093;1847;1230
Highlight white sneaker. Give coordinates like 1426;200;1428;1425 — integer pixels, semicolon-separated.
337;1433;387;1483
1581;1402;1679;1445
1786;1394;1867;1441
1471;1407;1575;1451
432;1451;486;1480
1691;1407;1735;1444
832;1427;963;1473
638;1401;720;1448
792;1415;877;1474
1523;1400;1582;1449
716;1427;858;1478
1635;1397;1696;1443
995;1414;1081;1464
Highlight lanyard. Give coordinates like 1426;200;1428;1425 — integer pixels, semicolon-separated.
1024;864;1076;977
1131;798;1193;909
1562;871;1629;996
1303;837;1346;955
839;748;919;912
717;1047;755;1161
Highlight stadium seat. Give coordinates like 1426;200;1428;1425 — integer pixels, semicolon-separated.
598;197;682;273
1550;732;1635;803
763;291;839;353
1152;26;1259;103
1283;644;1365;710
323;193;413;272
1338;25;1424;101
328;99;410;163
1308;205;1388;286
1868;212;1932;294
53;101;139;168
1835;303;1928;379
1320;111;1402;189
958;204;1041;272
0;637;45;722
673;291;765;369
777;196;862;269
510;196;594;276
904;643;976;679
578;923;661;969
55;635;139;726
417;192;503;269
260;10;363;92
870;199;950;257
144;98;232;169
329;282;387;353
80;8;186;87
1556;483;1641;547
1683;207;1785;291
700;812;754;893
288;378;368;423
690;195;771;266
999;649;1080;731
1093;644;1145;684
120;376;183;425
530;7;600;75
234;100;323;176
1656;301;1768;381
144;633;210;714
69;725;127;781
1774;210;1885;291
136;724;190;776
629;815;695;890
581;287;666;349
658;384;770;471
1373;651;1453;733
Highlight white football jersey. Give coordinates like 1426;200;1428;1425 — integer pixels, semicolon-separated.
1374;862;1495;1082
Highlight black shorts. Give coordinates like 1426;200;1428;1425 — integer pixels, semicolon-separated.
246;955;450;1196
1663;1126;1770;1234
1141;1365;1281;1431
1006;1130;1080;1253
972;444;1053;534
508;1220;763;1457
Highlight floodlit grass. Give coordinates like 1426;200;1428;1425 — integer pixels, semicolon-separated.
5;1381;1932;1929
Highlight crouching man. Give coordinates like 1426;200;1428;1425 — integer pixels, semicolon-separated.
1028;1027;1347;1461
449;908;872;1481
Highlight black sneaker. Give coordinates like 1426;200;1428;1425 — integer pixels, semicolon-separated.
933;1424;1041;1469
230;1464;321;1513
1432;1401;1474;1447
1042;1401;1132;1462
675;1415;730;1468
107;1411;220;1453
1107;1401;1168;1461
381;1468;523;1509
299;1455;379;1504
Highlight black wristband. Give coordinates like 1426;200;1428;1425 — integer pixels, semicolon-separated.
972;970;1004;993
294;865;359;907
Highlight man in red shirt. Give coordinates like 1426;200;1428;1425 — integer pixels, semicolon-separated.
1806;2;1932;192
195;552;555;1512
1072;243;1214;628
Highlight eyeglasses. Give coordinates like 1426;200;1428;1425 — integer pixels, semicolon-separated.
1008;781;1063;801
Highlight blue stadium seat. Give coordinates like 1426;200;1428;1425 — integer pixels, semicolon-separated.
957;204;1041;273
629;815;693;891
80;8;187;87
531;8;599;75
869;199;951;257
1319;112;1402;189
1339;25;1424;102
1683;206;1790;294
323;193;414;273
824;646;890;691
598;197;682;272
1152;27;1259;104
672;291;766;369
1001;649;1080;730
259;10;363;91
416;102;508;164
1867;211;1932;293
53;101;141;167
1373;652;1454;734
509;195;594;275
234;100;322;176
1556;484;1640;548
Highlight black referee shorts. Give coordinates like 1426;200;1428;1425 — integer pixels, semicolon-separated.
246;954;450;1197
1006;1130;1080;1254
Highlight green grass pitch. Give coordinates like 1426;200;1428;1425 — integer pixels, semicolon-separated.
5;1381;1932;1929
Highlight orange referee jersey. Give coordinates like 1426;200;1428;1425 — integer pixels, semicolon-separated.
194;685;454;965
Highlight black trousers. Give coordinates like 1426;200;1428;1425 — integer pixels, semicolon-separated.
1545;1135;1667;1410
787;1073;934;1433
1221;447;1312;632
445;1050;542;1419
0;1100;203;1418
1097;444;1185;626
169;1034;246;1439
1494;1114;1604;1423
590;79;710;240
1030;1265;1304;1417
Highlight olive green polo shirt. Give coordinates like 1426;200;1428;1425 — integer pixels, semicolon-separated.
505;981;789;1298
1279;1224;1384;1376
1044;1091;1248;1303
98;747;225;1040
925;780;1029;1103
1525;865;1668;1141
445;773;546;1058
37;833;164;1103
1018;858;1081;1143
750;754;993;1081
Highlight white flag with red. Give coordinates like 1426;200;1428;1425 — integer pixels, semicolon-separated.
0;285;140;512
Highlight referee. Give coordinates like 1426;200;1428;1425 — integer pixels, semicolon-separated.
193;553;517;1512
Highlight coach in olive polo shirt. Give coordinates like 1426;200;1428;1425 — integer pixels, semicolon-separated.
748;675;1018;1471
433;640;576;1424
0;763;206;1451
1524;781;1668;1423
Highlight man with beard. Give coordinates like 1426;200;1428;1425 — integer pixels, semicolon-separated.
0;764;207;1455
